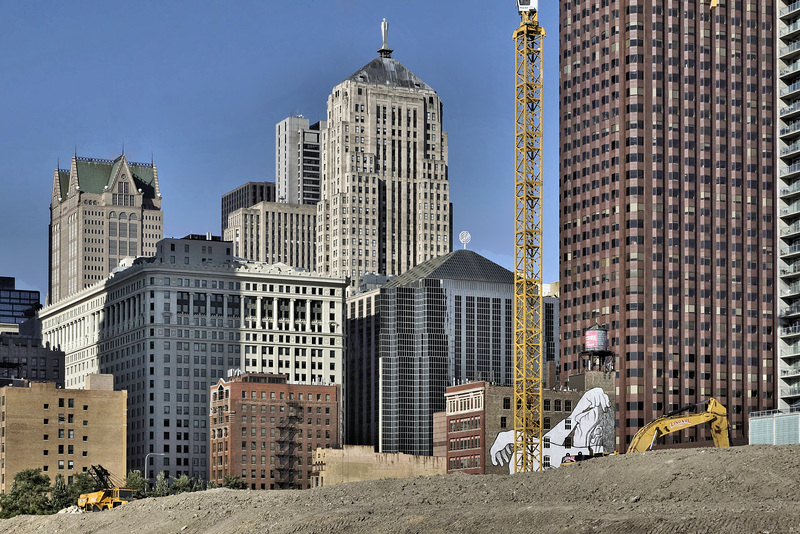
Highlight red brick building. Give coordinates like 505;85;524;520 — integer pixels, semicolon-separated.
209;373;340;489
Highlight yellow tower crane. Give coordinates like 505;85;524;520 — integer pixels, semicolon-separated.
513;0;545;473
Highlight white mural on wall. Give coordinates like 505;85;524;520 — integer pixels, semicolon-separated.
489;387;614;473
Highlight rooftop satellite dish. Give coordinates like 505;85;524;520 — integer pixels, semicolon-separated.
459;231;471;250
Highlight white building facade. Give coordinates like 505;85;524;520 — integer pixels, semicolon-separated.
40;235;346;481
315;29;453;284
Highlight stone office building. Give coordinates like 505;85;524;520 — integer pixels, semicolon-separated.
49;154;163;305
39;235;346;481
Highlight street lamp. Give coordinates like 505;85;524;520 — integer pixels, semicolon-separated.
144;452;166;482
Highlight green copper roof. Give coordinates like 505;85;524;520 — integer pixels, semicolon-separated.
56;170;70;201
383;250;513;289
70;156;157;195
75;158;117;194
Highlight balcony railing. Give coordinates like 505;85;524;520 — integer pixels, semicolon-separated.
781;244;800;257
782;161;800;177
781;303;800;317
781;324;800;336
780;386;800;397
781;19;800;39
782;0;800;17
783;221;800;237
783;59;800;78
781;40;800;59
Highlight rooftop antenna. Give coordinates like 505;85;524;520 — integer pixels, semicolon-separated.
459;230;471;250
122;142;125;156
378;18;393;58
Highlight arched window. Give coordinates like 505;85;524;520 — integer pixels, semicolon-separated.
108;211;117;219
129;213;138;221
119;213;128;221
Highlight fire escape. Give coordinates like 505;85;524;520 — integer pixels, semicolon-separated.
275;402;301;489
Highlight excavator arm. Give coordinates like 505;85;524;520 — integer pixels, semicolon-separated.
627;398;730;453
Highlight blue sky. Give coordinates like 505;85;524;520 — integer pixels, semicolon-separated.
0;1;560;300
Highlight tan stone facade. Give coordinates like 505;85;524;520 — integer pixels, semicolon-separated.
311;445;446;487
315;52;453;284
209;373;340;490
0;375;126;492
49;155;162;304
224;202;316;271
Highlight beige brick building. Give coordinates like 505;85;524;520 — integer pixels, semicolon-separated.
0;374;126;492
49;154;163;305
315;24;453;284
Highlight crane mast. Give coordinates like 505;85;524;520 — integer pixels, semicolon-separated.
513;0;545;473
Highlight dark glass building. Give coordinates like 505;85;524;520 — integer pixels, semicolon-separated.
0;277;40;325
346;250;518;455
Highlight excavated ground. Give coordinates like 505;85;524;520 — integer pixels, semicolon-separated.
3;445;800;534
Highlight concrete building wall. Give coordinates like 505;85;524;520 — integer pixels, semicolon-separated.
209;373;340;490
311;445;446;487
779;0;800;411
276;117;324;206
0;376;126;492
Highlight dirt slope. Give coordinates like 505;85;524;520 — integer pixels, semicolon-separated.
4;445;800;534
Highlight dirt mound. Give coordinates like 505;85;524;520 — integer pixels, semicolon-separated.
3;445;800;534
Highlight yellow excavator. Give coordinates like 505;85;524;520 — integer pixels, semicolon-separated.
627;398;730;453
77;465;136;512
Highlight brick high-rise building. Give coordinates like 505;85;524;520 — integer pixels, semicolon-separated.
315;20;453;284
49;154;162;304
558;1;776;448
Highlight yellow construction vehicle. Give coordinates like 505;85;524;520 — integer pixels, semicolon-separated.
627;398;730;453
77;465;136;512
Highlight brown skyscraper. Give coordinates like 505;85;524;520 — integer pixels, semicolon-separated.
559;1;776;448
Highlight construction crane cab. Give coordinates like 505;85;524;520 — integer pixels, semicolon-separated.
627;398;730;453
516;0;538;13
77;465;136;512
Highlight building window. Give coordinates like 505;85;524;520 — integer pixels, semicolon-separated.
500;416;507;429
503;397;511;410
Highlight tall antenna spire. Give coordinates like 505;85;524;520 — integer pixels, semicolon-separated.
378;18;393;58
